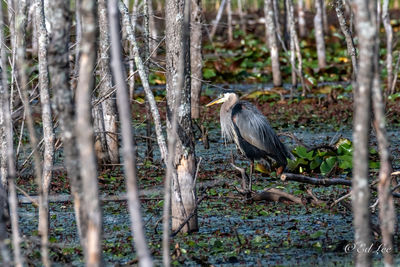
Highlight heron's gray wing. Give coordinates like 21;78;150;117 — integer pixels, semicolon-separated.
232;101;290;165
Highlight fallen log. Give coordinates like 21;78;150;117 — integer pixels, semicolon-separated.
281;173;352;186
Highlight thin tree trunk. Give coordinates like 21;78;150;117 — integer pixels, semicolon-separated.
0;4;12;265
143;0;154;163
76;0;102;265
47;0;87;251
35;0;54;266
166;0;198;233
237;0;246;33
335;0;358;78
128;0;138;100
98;0;119;164
314;0;326;69
191;0;203;119
286;0;307;96
226;0;233;42
16;1;51;266
372;73;396;267
371;9;396;267
321;0;329;33
297;0;306;37
108;1;153;266
119;0;168;164
382;0;393;97
264;0;282;86
351;0;377;266
148;0;158;57
210;0;227;40
74;0;82;82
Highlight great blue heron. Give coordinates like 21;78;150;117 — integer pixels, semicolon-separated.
206;92;292;190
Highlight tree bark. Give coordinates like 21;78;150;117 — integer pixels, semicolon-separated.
335;0;358;78
371;9;396;266
47;0;87;251
35;0;55;266
108;1;153;266
165;0;198;233
0;3;12;265
190;0;203;119
351;0;377;266
237;0;246;33
98;0;119;164
314;0;326;69
264;0;282;87
297;0;306;37
226;0;233;42
76;0;103;265
119;0;168;164
210;0;227;40
382;0;393;97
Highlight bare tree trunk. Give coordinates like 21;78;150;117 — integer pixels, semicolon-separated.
237;0;246;33
76;0;103;265
143;0;154;163
35;0;54;266
128;0;138;100
147;0;158;57
108;2;153;266
119;0;168;163
47;0;87;250
165;0;198;233
314;0;326;69
351;0;377;266
226;0;233;42
382;0;393;97
74;0;82;82
191;0;203;119
210;0;227;40
321;0;329;33
372;73;396;267
297;0;306;37
335;0;358;78
286;0;307;96
98;0;119;164
371;10;396;267
0;4;12;265
16;1;52;266
264;0;282;86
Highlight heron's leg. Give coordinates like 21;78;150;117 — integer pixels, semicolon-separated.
249;161;254;192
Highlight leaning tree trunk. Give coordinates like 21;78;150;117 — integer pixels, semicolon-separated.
98;0;119;165
47;0;87;250
351;0;377;266
314;0;326;69
165;0;198;233
335;0;358;78
210;0;227;40
35;0;55;266
191;0;203;119
264;0;282;87
75;0;103;264
108;1;153;266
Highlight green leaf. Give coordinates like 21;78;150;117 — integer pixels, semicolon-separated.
294;146;314;160
310;157;322;170
337;143;353;155
203;68;216;79
320;156;337;175
338;155;352;169
369;161;380;169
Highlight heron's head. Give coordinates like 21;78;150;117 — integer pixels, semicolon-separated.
205;93;237;107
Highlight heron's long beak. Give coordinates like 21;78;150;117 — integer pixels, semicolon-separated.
205;96;224;107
